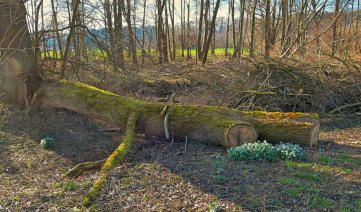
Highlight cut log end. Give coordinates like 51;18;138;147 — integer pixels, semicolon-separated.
226;124;258;148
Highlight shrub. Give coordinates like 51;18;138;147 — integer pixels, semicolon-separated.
40;136;55;149
228;141;306;161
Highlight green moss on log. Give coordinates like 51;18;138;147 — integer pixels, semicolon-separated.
82;111;137;207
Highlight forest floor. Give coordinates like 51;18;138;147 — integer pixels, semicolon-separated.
1;56;361;211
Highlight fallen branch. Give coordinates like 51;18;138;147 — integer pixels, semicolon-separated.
328;102;361;114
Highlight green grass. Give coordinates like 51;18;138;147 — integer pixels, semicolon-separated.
278;177;295;184
334;154;361;166
40;48;249;59
310;197;335;209
285;160;353;175
57;180;79;191
290;171;322;182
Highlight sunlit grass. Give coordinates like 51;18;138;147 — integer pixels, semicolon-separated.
40;48;249;59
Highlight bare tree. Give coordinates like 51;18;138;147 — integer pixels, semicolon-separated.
61;0;81;78
202;0;221;64
0;0;41;104
264;0;271;58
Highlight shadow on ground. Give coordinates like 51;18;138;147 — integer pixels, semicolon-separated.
1;107;360;211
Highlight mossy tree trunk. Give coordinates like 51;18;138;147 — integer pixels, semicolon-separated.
35;80;320;148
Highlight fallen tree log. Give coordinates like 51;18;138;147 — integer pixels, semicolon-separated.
34;80;320;148
33;80;320;207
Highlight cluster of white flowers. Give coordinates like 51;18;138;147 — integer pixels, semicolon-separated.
274;143;306;160
228;141;306;161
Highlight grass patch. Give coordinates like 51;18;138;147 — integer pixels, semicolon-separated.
290;171;322;183
58;180;79;191
334;154;361;166
285;160;352;174
278;177;295;184
310;197;335;209
286;189;300;196
319;155;334;165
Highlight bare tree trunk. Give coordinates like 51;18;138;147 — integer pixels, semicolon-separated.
105;0;118;72
249;0;257;58
187;1;191;59
332;0;340;55
356;0;360;51
141;0;147;67
169;0;175;60
202;0;210;57
225;0;231;56
197;0;204;60
0;0;41;105
202;0;221;64
180;0;185;57
156;0;167;64
165;1;171;60
116;0;125;68
80;0;87;60
125;0;138;66
233;0;246;58
231;0;235;50
264;0;271;58
211;0;215;55
61;0;81;78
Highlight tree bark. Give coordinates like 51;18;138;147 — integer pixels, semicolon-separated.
0;0;41;105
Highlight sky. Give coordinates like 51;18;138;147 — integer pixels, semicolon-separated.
26;0;231;29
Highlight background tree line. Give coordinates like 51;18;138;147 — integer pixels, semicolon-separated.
1;0;360;75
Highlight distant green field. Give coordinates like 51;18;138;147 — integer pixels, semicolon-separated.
41;48;249;59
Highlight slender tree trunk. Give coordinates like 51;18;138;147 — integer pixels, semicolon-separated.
165;1;171;60
249;0;257;58
180;0;185;57
197;0;204;60
169;0;175;60
125;0;138;66
233;0;246;58
187;1;191;59
80;0;87;60
356;0;360;51
202;0;221;64
202;0;211;57
105;0;118;72
141;0;147;67
61;0;81;78
264;0;271;58
332;0;340;55
211;0;215;55
231;0;235;50
225;0;231;56
115;0;125;70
